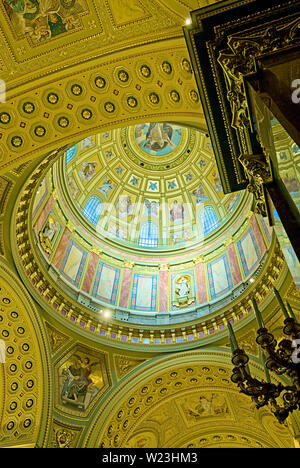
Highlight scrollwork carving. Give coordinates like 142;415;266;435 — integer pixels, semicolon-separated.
239;153;272;217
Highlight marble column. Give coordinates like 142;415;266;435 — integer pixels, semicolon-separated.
82;251;99;294
52;228;72;269
226;238;242;286
250;214;266;256
159;264;169;312
194;256;207;304
34;194;54;236
119;261;134;309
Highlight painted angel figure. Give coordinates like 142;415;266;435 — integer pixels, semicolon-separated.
78;161;97;182
97;178;115;199
143;123;174;152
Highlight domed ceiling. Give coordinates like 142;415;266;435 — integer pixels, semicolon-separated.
62;123;242;252
29;122;272;333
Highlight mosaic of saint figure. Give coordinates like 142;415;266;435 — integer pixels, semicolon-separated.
117;196;135;218
145;199;159;218
97;177;115;199
39;215;60;254
60;353;102;410
190;184;210;204
169;200;184;224
78;161;97;182
143;123;174;152
135;123;181;156
211;170;223;193
180;393;229;425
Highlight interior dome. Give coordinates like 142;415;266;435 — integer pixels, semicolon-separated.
62;123;243;252
30;122;272;328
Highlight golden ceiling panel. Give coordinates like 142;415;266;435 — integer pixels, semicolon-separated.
0;39;205;174
0;260;52;448
113;354;146;380
87;358;294;448
0;0;204;83
45;321;71;355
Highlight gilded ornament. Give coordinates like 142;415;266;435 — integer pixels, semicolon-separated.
11;136;23;148
127;96;138;108
182;58;192;73
0;112;11;124
104;102;115;113
238;153;272;217
71;84;83;96
58;117;69;128
118;70;129;82
34;126;46;137
170;90;180;103
81;108;93;120
47;93;59;105
189;89;199;103
140;65;151;78
161;61;172;74
95;76;106;89
149;92;159;104
22;102;35;114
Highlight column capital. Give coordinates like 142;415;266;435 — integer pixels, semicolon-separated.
124;260;135;269
159;263;169;271
193;255;205;264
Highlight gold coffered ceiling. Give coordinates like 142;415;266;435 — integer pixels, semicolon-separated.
0;0;223;174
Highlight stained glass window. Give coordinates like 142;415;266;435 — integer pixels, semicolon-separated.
65;144;78;163
82;196;103;226
200;205;219;236
139;221;159;248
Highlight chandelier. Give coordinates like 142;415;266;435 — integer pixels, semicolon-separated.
227;288;300;423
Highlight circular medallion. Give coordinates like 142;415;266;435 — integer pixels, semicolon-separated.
22;102;35;114
0;112;11;124
47;93;59;105
71;84;83;96
95;76;106;89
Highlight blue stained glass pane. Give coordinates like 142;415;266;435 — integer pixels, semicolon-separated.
139;221;159;248
65;145;78;163
82;196;103;226
200;205;219;236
